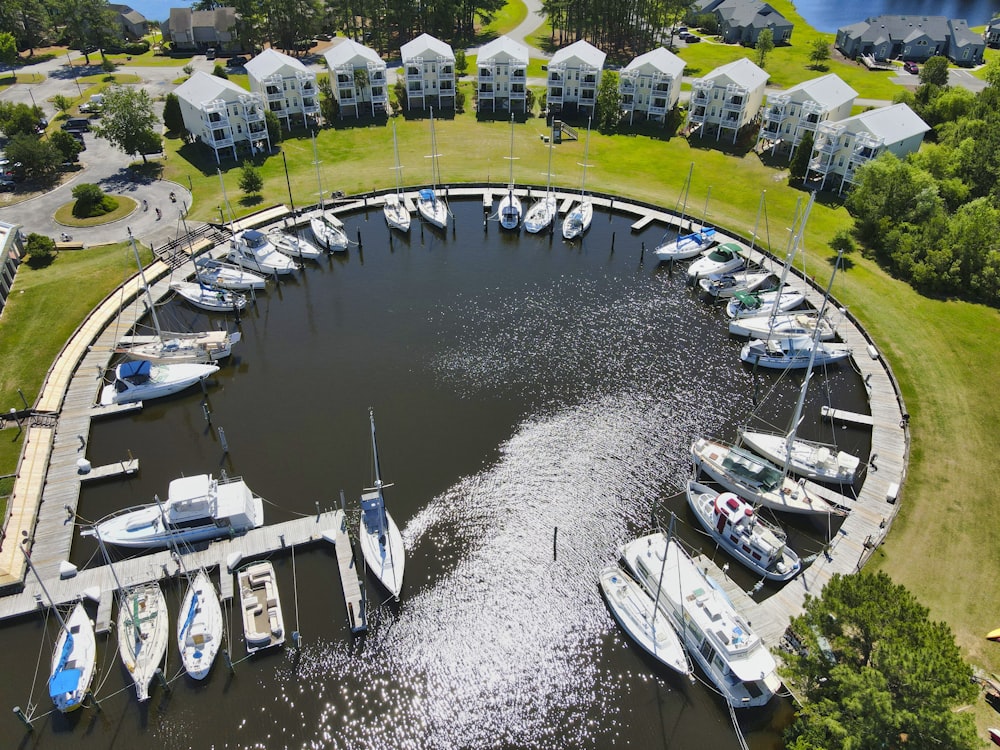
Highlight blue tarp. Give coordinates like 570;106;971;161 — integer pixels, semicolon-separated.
119;360;151;379
419;189;434;201
48;632;82;699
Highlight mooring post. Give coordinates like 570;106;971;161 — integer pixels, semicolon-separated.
610;232;615;253
12;706;32;731
202;402;211;424
357;228;363;251
640;242;645;264
222;647;234;673
553;526;558;561
87;689;101;712
155;668;171;693
218;426;229;454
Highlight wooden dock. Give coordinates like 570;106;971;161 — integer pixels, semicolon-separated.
559;197;575;213
630;214;657;232
79;457;139;482
323;511;367;633
821;405;875;426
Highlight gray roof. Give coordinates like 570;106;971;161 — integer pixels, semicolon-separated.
550;40;607;70
623;47;685;78
949;19;982;49
175;70;250;106
783;73;857;109
840;15;951;45
400;33;455;63
245;49;309;78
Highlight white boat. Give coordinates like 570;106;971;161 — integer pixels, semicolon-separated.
228;229;301;273
691;437;843;515
268;229;324;261
598;565;691;676
115;232;241;364
194;257;267;291
620;532;782;708
177;568;223;679
417;108;449;229
310;211;349;251
653;227;717;262
740;335;851;369
99;359;218;406
359;407;405;600
726;286;805;319
117;582;169;702
699;269;775;299
170;280;248;313
728;311;838;341
524;127;557;233
498;115;521;230
85;473;264;548
687;242;747;282
685;480;802;581
383;120;411;233
562;119;593;241
237;561;285;654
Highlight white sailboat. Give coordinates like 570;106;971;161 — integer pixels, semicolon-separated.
620;531;782;708
740;335;851;369
99;359;218;406
498;114;521;230
728;311;839;340
115;231;241;364
654;168;716;262
598;564;691;676
194;257;267;291
524;123;557;233
417;108;449;229
268;229;324;261
562;118;593;240
170;280;248;313
384;120;411;233
699;269;775;299
176;568;223;679
359;407;405;601
309;131;349;251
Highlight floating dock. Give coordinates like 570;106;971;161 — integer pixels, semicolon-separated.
821;405;875;426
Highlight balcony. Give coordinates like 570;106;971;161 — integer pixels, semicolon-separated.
479;68;493;79
621;95;635;111
512;69;525;79
548;88;563;104
302;98;319;114
208;128;234;147
649;98;667;116
689;107;707;123
406;66;421;79
619;79;636;94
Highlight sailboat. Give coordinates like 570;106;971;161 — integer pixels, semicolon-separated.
176;567;224;680
699;191;773;297
268;229;324;261
739;251;861;484
20;545;97;713
728;310;839;340
498;114;521;230
194;257;267;291
115;231;241;364
359;407;405;600
384;120;411;232
524;123;557;233
309;132;349;251
562;118;593;240
417;108;449;229
94;530;168;702
653;167;716;262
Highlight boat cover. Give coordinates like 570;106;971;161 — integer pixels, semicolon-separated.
361;494;387;537
119;360;152;380
48;633;81;698
419;189;435;201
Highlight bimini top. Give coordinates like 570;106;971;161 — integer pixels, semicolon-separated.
119;360;152;380
241;230;267;248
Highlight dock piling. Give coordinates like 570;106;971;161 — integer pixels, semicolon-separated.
12;706;32;731
218;426;228;454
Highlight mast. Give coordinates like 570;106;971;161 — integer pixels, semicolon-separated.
129;229;163;338
748;190;765;254
764;193;810;335
392;119;404;198
676;163;693;233
312;130;325;214
544;125;554;195
20;543;68;632
369;406;383;490
698;186;712;232
506;113;516;194
579;117;592;198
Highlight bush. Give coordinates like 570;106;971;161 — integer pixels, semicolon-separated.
239;160;263;195
49;130;83;162
25;233;56;268
212;64;228;79
71;183;117;217
123;41;150;55
455;88;466;113
101;57;116;73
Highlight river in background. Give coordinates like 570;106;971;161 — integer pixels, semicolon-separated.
0;198;870;749
792;0;1000;33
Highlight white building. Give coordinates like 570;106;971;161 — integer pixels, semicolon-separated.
245;49;320;129
400;33;456;112
546;40;606;117
807;103;930;193
476;35;529;113
174;71;270;164
323;39;388;118
685;57;768;144
756;73;857;159
619;47;685;125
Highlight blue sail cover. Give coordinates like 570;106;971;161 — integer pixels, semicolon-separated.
119;360;151;379
419;189;435;201
48;632;82;699
361;494;386;536
181;591;200;637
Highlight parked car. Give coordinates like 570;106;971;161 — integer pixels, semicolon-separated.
903;61;919;75
686;34;701;43
62;117;91;133
227;55;248;68
206;47;216;60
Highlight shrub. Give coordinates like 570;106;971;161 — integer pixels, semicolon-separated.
101;57;116;73
71;183;117;217
25;233;56;268
123;41;150;55
212;64;228;79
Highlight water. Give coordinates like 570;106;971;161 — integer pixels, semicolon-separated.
0;200;869;748
792;0;1000;33
128;0;189;24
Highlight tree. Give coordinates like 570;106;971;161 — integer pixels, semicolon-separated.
2;0;51;58
0;101;45;137
49;129;84;162
920;56;950;87
0;31;16;65
595;70;621;134
53;0;120;64
783;572;978;750
454;49;467;77
91;85;160;163
318;73;338;123
264;109;281;143
4;133;61;181
789;131;813;183
24;233;56;268
808;38;830;69
755;28;774;68
162;92;184;135
239;160;263;196
71;183;116;217
829;227;856;256
212;64;228;79
52;95;74;115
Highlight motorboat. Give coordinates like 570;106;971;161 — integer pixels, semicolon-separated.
598;565;691;676
691;437;844;516
620;532;782;708
653;227;716;262
726;287;805;319
99;359;218;406
84;473;264;548
562;120;593;241
237;561;285;654
384;120;411;232
117;582;169;702
268;229;324;261
740;336;851;369
177;569;223;679
310;212;349;251
194;257;267;291
498;115;521;230
359;408;405;600
48;602;97;712
699;269;775;299
739;427;860;484
524;127;557;233
687;242;747;282
228;229;301;273
417;108;449;229
728;311;838;341
170;280;248;313
685;480;802;581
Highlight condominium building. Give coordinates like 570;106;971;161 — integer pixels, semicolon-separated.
619;47;685;125
323;39;389;118
756;73;857;158
245;49;320;129
174;71;270;163
400;33;456;111
476;35;529;113
546;40;606;117
685;57;768;144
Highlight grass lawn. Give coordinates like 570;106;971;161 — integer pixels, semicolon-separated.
480;0;529;39
54;196;138;227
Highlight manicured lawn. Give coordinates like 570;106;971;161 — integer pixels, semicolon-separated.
53;196;138;227
480;0;529;39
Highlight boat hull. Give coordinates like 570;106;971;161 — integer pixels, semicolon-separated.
561;201;593;240
740;337;852;369
115;331;240;364
359;507;405;599
237;561;285;653
171;282;247;313
739;429;860;485
686;243;746;281
524;195;556;233
49;602;97;713
726;288;805;319
194;259;267;291
269;231;324;260
178;569;223;679
728;313;837;341
118;582;169;702
383;196;411;232
417;196;448;229
499;191;521;230
653;228;716;262
100;362;218;406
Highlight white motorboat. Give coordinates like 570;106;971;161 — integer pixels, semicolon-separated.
685;480;802;581
620;532;782;708
728;311;838;340
498;115;521;230
687;242;747;282
177;568;223;679
99;359;218;406
598;565;691;676
524;127;557;233
268;229;324;261
48;601;97;712
228;229;301;273
699;269;775;299
359;407;405;600
117;582;169;702
238;561;285;654
691;437;844;516
418;109;449;229
85;473;264;548
194;257;267;291
384;121;411;232
562;120;593;241
726;286;805;319
653;227;717;262
310;212;349;251
740;335;852;369
170;280;248;313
